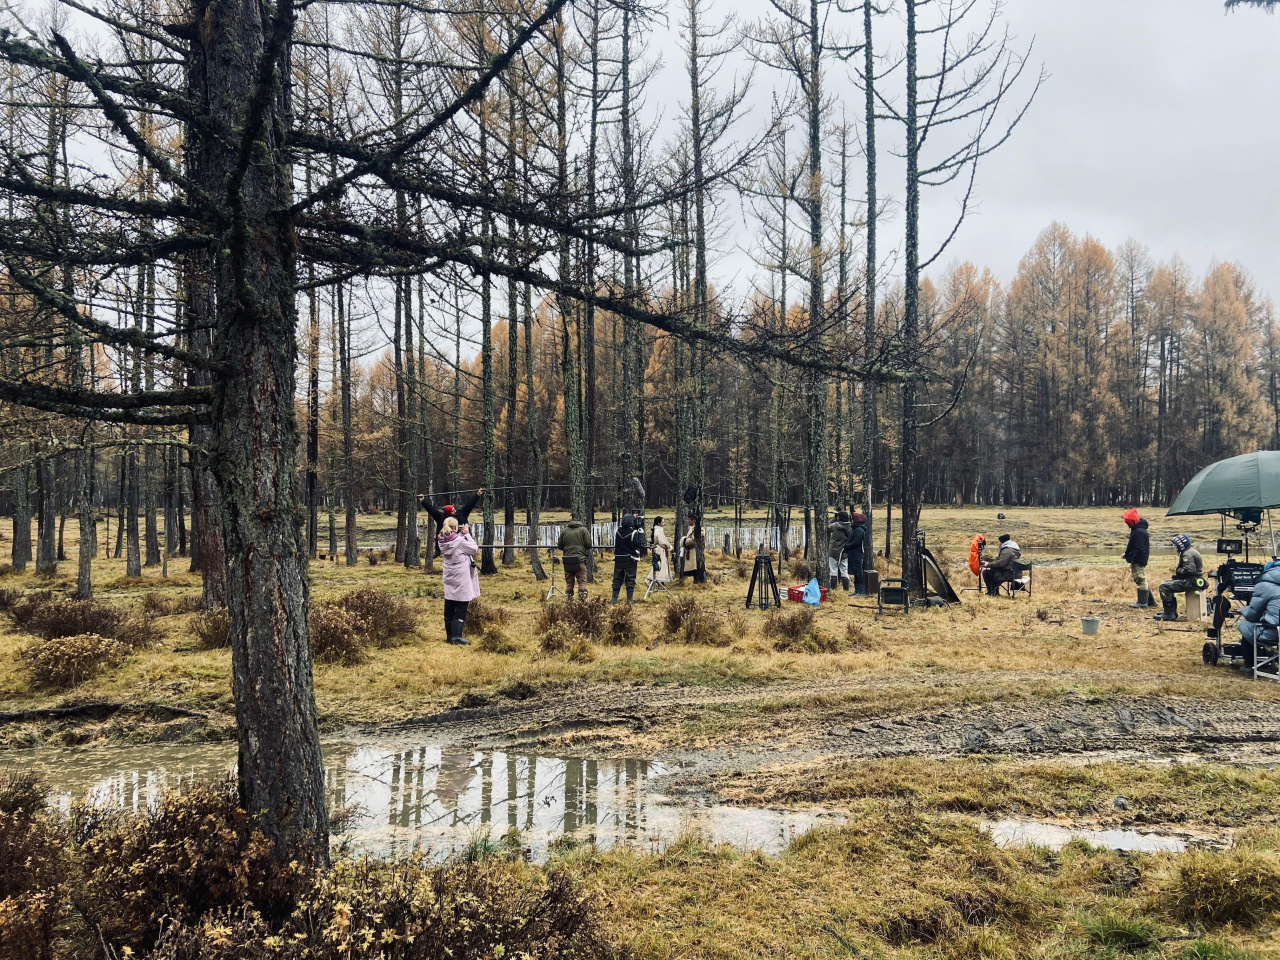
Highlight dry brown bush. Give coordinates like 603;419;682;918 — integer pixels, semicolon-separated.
604;603;641;646
536;598;607;642
77;779;299;956
477;624;519;654
150;858;611;960
767;606;838;653
19;633;128;689
333;586;417;647
662;597;728;647
308;605;368;665
0;773;66;960
142;592;203;618
190;608;230;650
464;597;511;638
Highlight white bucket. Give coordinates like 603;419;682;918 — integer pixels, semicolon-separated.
1081;616;1101;636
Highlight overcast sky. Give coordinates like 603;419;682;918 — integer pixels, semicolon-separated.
940;0;1280;301
658;0;1280;308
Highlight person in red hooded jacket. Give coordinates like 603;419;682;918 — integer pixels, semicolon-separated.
1122;508;1155;608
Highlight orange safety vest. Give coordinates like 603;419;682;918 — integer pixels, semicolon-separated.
968;535;986;578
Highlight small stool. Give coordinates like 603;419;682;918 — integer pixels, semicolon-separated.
1187;590;1204;622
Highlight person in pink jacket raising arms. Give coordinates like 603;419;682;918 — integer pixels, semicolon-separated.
437;517;480;645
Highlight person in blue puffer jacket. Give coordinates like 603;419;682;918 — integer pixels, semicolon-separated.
1237;559;1280;673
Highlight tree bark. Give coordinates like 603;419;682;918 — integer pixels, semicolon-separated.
193;0;328;865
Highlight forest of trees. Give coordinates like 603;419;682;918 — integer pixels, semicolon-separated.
0;0;1271;864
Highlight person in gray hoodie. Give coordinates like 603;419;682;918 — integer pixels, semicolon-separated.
1235;559;1280;673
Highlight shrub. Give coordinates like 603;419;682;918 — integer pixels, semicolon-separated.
477;624;518;654
77;779;296;956
537;597;607;642
789;558;811;582
604;602;640;646
150;858;612;960
0;588;21;613
19;633;128;689
726;607;750;640
540;621;589;655
142;592;203;618
334;586;417;647
767;606;838;653
0;773;67;960
1164;847;1280;927
662;597;728;647
191;608;230;650
8;591;53;630
309;605;368;665
464;596;511;638
497;678;538;700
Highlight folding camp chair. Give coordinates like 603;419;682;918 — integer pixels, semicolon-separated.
998;561;1033;598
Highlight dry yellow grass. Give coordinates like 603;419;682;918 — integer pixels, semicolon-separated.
1;512;1276;732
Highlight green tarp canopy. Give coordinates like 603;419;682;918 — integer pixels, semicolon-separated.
1166;451;1280;517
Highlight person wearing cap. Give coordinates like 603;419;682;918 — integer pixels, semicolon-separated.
1122;508;1155;609
981;534;1022;596
1156;534;1204;621
419;488;484;528
1235;559;1280;674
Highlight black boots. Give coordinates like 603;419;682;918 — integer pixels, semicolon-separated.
446;619;470;645
1155;597;1179;622
840;577;850;593
829;576;839;591
1130;589;1149;609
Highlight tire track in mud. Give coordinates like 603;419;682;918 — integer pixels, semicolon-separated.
358;671;1280;769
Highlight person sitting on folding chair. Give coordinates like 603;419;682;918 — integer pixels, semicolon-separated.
1156;534;1204;622
1236;559;1280;674
981;534;1022;596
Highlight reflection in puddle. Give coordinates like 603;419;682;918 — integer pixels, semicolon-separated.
984;818;1192;852
3;741;839;862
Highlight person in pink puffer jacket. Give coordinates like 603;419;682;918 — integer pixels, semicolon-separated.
438;517;480;645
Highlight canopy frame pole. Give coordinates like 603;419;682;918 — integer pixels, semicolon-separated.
1269;509;1276;560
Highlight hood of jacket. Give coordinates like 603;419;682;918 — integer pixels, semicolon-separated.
620;514;636;531
438;530;460;546
1133;518;1148;531
564;519;585;531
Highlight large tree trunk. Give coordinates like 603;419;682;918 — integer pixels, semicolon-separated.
36;456;57;574
900;0;922;593
861;0;878;572
186;247;227;608
11;463;30;571
194;0;328;866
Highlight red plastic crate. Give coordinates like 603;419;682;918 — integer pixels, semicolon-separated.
787;585;828;603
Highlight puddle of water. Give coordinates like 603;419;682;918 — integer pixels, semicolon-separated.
984;818;1191;853
2;741;839;862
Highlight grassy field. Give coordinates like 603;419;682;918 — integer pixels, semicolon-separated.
3;507;1279;958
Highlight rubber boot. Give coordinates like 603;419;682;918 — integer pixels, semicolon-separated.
1156;596;1178;622
840;577;850;592
829;576;838;591
1147;591;1159;608
1130;589;1149;609
450;618;471;645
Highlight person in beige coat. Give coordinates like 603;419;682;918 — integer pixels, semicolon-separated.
648;517;674;583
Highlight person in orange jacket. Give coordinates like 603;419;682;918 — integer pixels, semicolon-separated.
968;535;986;582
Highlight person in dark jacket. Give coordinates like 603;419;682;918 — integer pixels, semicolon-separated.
826;511;853;592
557;519;593;601
845;512;868;595
1156;534;1204;621
1122;508;1155;608
611;512;646;604
982;534;1022;596
419;488;484;528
